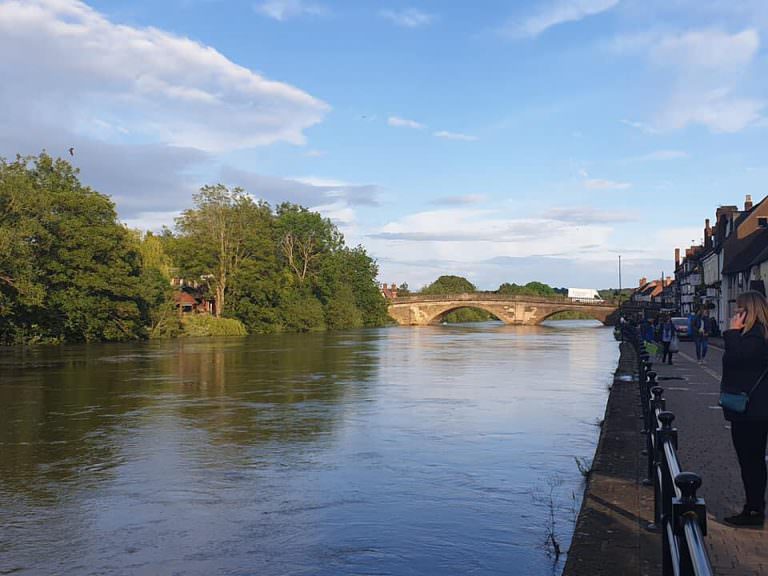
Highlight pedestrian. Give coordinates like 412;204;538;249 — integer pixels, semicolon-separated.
721;291;768;527
661;314;675;365
692;308;710;364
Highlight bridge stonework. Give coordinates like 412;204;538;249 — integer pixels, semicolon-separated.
387;294;617;326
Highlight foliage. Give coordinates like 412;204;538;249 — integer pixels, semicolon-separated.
421;275;477;294
497;281;560;297
278;287;326;332
181;314;248;337
174;185;269;317
0;153;152;344
136;232;181;338
0;153;390;345
546;310;595;320
442;308;497;323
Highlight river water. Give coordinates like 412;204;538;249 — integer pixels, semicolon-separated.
0;320;618;576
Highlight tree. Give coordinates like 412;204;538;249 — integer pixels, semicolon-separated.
497;281;557;297
276;203;342;285
135;231;181;338
316;246;388;329
175;185;268;317
0;153;148;344
421;275;477;294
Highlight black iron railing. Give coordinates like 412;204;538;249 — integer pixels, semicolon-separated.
620;324;714;576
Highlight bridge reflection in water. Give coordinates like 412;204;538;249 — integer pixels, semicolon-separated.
387;293;618;326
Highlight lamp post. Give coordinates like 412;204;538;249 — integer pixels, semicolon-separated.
618;255;622;304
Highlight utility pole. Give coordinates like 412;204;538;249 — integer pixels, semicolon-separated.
618;255;622;303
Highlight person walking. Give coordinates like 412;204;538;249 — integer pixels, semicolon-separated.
661;315;675;365
721;291;768;527
692;308;710;364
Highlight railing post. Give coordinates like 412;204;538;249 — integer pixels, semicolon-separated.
673;473;707;576
657;411;677;523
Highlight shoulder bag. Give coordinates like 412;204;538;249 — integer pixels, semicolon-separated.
669;331;679;352
720;364;768;414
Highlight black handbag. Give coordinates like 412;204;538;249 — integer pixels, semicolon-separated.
720;365;768;414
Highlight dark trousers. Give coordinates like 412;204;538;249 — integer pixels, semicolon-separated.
662;341;672;364
694;336;708;360
730;420;768;512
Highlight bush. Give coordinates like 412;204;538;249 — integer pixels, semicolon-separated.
181;315;248;337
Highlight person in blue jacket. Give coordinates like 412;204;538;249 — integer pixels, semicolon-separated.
721;291;768;527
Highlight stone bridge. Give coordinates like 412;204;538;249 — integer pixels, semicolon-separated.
387;293;618;326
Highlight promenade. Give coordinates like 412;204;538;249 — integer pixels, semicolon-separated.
656;338;767;575
565;336;767;576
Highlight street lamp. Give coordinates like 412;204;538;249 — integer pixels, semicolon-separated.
618;255;622;304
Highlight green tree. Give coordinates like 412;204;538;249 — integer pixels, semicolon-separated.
316;246;388;329
175;185;268;318
421;275;477;294
497;281;557;297
276;203;342;285
135;231;181;338
0;153;148;344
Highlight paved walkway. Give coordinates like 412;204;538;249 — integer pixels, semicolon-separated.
564;342;660;576
653;339;768;576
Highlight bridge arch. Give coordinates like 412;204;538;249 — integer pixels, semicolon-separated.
536;307;611;325
426;304;501;324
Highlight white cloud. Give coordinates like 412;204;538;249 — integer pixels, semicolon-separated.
366;209;615;268
505;0;619;38
254;0;326;21
613;29;765;133
625;149;689;162
221;167;380;207
657;88;764;133
548;206;637;223
650;29;759;71
579;169;631;190
388;116;425;129
430;194;487;206
0;0;329;152
584;178;631;191
621;119;660;134
305;149;327;157
434;130;478;142
380;8;434;28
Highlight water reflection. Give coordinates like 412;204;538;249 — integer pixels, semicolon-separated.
0;322;616;576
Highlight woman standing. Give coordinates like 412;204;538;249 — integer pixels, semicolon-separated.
721;291;768;527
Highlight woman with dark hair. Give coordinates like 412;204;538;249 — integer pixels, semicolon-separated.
721;290;768;527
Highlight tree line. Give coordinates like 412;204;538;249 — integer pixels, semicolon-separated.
0;154;388;345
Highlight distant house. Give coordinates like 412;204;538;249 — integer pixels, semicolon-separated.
380;283;399;299
630;277;673;306
171;277;217;315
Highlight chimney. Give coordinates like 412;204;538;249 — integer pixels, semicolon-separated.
745;195;753;211
675;248;680;266
639;277;647;287
704;220;712;249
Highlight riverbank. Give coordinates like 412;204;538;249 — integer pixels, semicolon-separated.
563;341;661;576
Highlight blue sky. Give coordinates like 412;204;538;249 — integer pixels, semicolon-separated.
1;0;767;290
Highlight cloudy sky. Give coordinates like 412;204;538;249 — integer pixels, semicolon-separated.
2;0;767;290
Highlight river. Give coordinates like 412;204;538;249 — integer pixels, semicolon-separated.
0;320;618;576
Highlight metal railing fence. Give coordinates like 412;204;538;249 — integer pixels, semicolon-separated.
619;324;714;576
